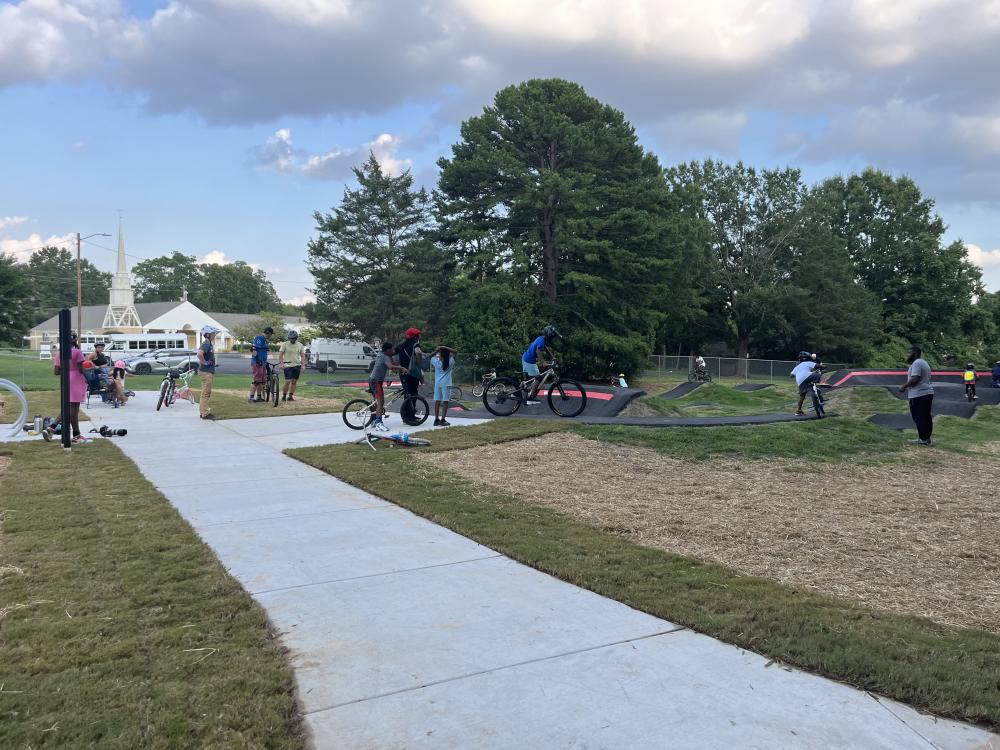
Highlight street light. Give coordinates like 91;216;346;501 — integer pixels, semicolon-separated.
76;232;112;335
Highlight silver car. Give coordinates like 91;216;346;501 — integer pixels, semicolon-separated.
125;348;199;375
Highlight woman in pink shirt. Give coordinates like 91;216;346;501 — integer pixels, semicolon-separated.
52;333;89;443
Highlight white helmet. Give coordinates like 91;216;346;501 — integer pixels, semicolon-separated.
201;325;221;335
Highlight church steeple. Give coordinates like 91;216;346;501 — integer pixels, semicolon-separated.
102;212;142;329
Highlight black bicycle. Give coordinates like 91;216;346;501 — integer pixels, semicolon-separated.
965;378;977;402
805;365;829;418
482;359;587;418
342;385;429;429
263;362;280;407
688;369;713;383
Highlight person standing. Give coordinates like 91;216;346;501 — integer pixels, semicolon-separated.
198;326;219;420
248;326;274;403
899;345;934;445
278;330;307;403
395;327;424;423
51;332;89;443
430;345;457;426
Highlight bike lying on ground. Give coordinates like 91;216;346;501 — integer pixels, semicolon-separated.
688;368;713;383
471;370;497;398
342;385;429;429
156;368;195;411
482;359;588;418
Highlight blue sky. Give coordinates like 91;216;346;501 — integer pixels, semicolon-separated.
2;0;999;301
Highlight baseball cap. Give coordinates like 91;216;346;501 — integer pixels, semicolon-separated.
404;327;421;338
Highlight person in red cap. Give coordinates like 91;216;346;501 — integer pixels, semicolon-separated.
395;327;424;423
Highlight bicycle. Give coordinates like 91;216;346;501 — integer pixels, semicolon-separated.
965;379;977;403
156;368;194;411
342;385;430;429
482;359;587;418
471;370;497;398
687;368;713;383
264;362;280;407
805;368;830;418
419;381;464;402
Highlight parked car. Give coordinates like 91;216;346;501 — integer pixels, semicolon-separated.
309;338;375;373
126;348;199;375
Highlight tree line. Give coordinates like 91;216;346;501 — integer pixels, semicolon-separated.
307;78;999;376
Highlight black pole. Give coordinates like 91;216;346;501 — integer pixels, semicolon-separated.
58;309;72;449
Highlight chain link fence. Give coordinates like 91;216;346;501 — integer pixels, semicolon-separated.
646;355;850;383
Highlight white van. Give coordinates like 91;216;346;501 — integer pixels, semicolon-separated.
310;338;376;373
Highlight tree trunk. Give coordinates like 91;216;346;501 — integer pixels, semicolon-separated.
541;206;557;301
737;333;750;361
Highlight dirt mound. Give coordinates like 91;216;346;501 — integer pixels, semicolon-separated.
421;433;1000;633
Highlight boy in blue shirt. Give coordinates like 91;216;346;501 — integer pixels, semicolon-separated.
522;325;561;404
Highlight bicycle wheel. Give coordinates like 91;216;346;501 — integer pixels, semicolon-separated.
156;380;169;411
483;377;522;417
547;378;587;418
472;383;485;398
687;372;698;383
272;375;280;407
342;399;374;430
402;395;429;426
448;385;463;402
703;373;713;383
811;387;825;418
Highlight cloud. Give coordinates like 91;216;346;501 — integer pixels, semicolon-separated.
0;232;76;262
282;293;316;306
0;216;30;231
967;243;1000;268
653;110;748;155
199;250;228;265
254;129;411;179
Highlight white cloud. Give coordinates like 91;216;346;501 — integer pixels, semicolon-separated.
199;250;228;265
282;293;316;306
967;243;1000;268
0;232;76;262
0;216;30;231
256;129;411;179
654;109;748;155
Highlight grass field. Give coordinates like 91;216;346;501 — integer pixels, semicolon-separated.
287;415;1000;730
0;390;89;425
0;441;304;748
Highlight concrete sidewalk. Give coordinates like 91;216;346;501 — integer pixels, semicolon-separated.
59;394;998;749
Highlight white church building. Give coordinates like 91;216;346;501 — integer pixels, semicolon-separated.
29;220;310;351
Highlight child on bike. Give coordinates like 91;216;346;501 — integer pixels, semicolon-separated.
791;350;823;415
370;341;403;431
522;325;561;404
963;363;978;400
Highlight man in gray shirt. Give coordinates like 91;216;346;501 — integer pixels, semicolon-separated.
899;344;934;445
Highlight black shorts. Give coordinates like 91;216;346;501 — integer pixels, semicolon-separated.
284;366;301;380
798;372;821;395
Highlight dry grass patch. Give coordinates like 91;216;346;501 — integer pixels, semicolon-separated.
214;388;342;409
422;432;999;633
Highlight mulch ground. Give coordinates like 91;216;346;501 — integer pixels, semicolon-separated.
421;433;1000;633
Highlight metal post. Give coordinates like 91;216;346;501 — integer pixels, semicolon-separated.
58;309;72;450
75;232;82;337
770;360;773;384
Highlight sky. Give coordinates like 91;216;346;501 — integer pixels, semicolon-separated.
1;0;999;303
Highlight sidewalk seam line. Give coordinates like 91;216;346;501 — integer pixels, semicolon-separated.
302;626;687;716
197;504;391;528
251;554;504;596
871;697;942;749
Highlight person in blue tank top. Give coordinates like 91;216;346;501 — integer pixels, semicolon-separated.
521;325;561;404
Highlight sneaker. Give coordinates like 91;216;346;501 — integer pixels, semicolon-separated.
287;395;295;401
439;419;451;426
255;397;265;403
795;411;805;416
72;435;91;444
281;395;287;401
201;413;216;420
525;400;541;405
247;396;254;403
374;421;389;432
41;428;53;442
910;438;931;445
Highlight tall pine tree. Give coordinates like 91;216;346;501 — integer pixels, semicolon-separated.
307;154;449;343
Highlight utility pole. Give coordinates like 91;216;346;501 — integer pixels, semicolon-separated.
76;232;82;336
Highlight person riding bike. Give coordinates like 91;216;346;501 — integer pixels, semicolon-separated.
963;362;978;400
694;354;707;378
522;325;561;404
791;350;824;416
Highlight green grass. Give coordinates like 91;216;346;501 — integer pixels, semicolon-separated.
0;390;89;424
205;390;353;419
287;422;1000;731
0;442;304;748
636;382;796;417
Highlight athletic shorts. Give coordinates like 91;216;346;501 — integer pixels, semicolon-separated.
368;380;384;400
283;366;301;381
522;360;540;377
251;362;266;384
798;371;821;395
434;381;451;402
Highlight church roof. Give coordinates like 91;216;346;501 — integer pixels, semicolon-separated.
31;301;184;332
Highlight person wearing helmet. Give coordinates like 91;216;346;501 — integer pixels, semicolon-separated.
278;330;307;403
963;362;978;400
791;350;824;416
522;325;561;404
111;358;130;405
992;360;1000;388
197;325;220;420
249;326;274;403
